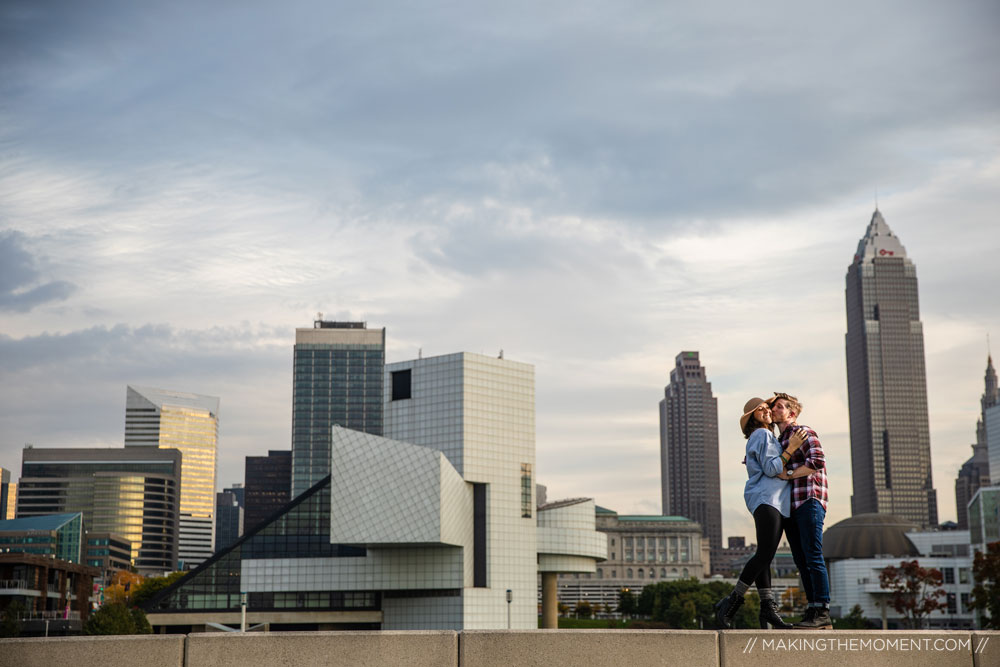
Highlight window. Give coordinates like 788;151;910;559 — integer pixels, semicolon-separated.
390;370;411;401
943;567;955;584
947;593;957;614
959;568;969;584
520;463;532;518
626;569;632;578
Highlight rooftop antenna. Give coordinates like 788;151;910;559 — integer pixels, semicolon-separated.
498;349;504;359
418;348;423;360
875;188;879;211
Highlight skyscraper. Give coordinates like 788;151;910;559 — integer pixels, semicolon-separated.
125;386;220;568
16;446;181;574
845;210;938;527
659;351;722;572
244;450;291;533
954;356;996;528
291;320;385;497
0;467;16;520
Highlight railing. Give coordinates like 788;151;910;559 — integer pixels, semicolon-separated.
0;579;29;589
21;610;82;621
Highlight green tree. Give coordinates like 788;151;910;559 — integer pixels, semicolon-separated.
642;579;759;629
84;602;151;635
617;588;637;617
878;560;947;629
131;571;187;608
574;600;593;619
971;541;1000;629
836;604;870;629
1;600;26;638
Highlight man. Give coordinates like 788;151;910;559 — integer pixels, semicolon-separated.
769;392;831;629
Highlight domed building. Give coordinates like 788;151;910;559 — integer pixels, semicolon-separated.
823;514;920;562
824;513;975;629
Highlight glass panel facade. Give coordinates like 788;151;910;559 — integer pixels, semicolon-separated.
292;327;385;496
148;476;370;614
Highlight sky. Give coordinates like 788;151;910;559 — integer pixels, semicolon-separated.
1;0;999;544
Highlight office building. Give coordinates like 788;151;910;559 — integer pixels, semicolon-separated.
215;487;243;552
125;385;219;568
956;356;996;528
84;532;132;584
244;450;291;532
0;512;83;563
659;351;723;571
292;320;385;496
1;467;16;520
16;446;181;575
142;351;604;632
825;514;974;628
968;486;1000;554
986;385;1000;487
845;210;938;527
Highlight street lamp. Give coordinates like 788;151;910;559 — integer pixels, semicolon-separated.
506;589;512;629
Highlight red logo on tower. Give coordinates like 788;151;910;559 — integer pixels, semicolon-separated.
879;249;894;256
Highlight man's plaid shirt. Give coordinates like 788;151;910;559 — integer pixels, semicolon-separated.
779;424;828;510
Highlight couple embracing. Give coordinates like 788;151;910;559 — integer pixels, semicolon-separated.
715;392;831;630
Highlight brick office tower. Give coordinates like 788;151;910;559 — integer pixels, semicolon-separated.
845;210;938;527
659;351;722;573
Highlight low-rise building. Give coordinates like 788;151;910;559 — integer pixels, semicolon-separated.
0;512;83;564
0;553;99;636
825;513;975;629
84;532;132;585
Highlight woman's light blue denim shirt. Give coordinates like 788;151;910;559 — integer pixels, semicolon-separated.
743;428;790;517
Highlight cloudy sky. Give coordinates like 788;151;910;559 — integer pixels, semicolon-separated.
2;1;998;543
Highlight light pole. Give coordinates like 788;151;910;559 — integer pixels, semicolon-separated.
240;592;247;632
506;589;512;629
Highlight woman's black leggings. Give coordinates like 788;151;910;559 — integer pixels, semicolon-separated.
737;504;784;590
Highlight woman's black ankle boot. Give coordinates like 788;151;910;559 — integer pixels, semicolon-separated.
714;591;745;629
758;598;793;629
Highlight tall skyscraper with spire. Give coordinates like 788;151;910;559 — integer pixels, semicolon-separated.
659;351;722;572
845;210;938;527
954;355;996;528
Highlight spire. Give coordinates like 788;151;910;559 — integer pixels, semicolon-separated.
853;209;908;265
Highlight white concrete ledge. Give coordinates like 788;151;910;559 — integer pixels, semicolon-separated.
0;635;185;667
185;630;457;667
1;629;995;667
461;629;717;667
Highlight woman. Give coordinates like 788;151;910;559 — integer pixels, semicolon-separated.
715;397;808;629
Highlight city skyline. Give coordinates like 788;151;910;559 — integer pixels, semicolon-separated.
2;2;999;544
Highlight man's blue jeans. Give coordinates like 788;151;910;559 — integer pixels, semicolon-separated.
784;498;830;604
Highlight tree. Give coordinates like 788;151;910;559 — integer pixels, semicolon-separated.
617;588;637;618
84;602;152;635
131;571;188;608
1;600;26;638
574;600;593;619
557;602;569;617
104;570;145;606
971;541;1000;629
878;560;947;629
642;579;758;629
780;586;807;614
837;604;871;629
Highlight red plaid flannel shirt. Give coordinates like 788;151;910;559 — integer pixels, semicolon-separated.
780;424;828;510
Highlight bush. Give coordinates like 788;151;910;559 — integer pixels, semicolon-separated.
84;603;152;635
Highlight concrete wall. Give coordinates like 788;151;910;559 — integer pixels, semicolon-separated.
0;635;184;667
1;630;997;667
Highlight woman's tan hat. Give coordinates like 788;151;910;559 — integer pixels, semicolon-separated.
740;397;768;431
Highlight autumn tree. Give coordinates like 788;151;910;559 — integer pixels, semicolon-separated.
878;560;947;629
574;600;593;619
780;586;807;614
971;541;1000;629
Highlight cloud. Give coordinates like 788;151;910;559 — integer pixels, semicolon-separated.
0;230;76;312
